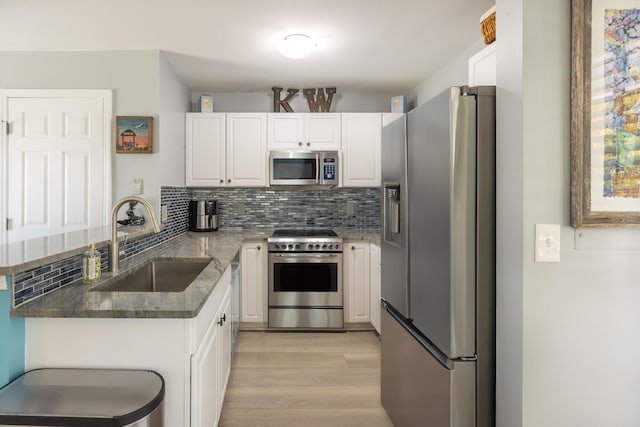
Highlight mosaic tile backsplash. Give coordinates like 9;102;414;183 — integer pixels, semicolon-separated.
13;186;190;306
189;187;381;230
12;185;380;306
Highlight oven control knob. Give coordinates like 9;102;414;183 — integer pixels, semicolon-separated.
322;244;327;249
328;244;333;249
307;244;313;250
294;244;301;250
288;244;293;250
315;244;321;249
335;244;340;250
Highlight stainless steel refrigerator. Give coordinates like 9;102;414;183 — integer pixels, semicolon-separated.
380;86;495;427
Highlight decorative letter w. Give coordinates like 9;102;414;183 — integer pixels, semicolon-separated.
303;87;337;112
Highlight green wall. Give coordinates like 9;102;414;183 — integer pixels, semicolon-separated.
0;279;24;387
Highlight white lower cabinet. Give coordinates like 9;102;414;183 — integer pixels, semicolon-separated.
369;243;381;334
25;265;234;427
344;242;370;323
191;285;231;427
240;242;267;323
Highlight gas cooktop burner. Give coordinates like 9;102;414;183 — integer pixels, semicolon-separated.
270;229;338;238
268;229;342;252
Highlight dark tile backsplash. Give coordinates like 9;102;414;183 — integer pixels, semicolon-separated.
12;185;379;306
189;187;381;229
13;186;190;307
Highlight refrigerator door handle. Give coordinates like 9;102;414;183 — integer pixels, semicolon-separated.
383;301;454;370
383;184;401;240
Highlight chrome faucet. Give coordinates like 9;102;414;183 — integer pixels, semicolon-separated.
110;196;162;274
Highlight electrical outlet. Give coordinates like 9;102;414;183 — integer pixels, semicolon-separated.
346;201;356;216
161;205;168;223
0;276;8;291
535;224;561;262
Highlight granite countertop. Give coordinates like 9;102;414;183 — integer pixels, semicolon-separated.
335;228;381;245
10;231;260;319
0;225;158;275
9;228;378;320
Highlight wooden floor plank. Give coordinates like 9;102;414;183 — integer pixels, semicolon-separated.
220;408;394;427
220;331;393;427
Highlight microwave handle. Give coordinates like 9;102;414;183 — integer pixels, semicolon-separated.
316;152;321;184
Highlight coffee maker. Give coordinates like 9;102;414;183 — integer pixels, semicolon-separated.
189;200;219;231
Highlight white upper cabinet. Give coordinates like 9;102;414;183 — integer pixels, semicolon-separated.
268;113;341;150
226;113;268;187
186;113;267;187
468;43;496;86
341;113;382;187
186;113;226;187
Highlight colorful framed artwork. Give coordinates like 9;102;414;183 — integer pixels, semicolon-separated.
200;95;214;112
571;0;640;226
115;116;153;154
391;96;406;113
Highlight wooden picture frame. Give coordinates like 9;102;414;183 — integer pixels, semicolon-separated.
115;116;153;154
571;0;640;227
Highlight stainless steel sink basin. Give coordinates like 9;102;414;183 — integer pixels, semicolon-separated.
91;257;211;293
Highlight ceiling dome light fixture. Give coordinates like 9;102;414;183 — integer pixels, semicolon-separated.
278;34;317;59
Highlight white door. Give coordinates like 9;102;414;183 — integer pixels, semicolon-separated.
267;113;304;149
186;113;226;186
342;113;382;187
241;243;267;323
226;113;267;187
304;113;341;150
3;90;111;243
344;242;371;323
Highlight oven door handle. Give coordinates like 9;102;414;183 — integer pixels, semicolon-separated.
271;253;340;258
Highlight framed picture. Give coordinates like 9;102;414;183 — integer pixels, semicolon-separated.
115;116;153;154
391;96;406;113
200;95;213;113
571;0;640;226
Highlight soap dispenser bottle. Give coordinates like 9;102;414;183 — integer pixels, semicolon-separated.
82;243;102;283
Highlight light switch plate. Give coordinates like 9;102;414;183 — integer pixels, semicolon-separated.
0;276;8;291
132;178;143;195
535;224;561;262
346;201;356;216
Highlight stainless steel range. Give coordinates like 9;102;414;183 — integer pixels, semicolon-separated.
268;229;344;329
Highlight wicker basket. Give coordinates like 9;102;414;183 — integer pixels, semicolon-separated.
480;7;496;45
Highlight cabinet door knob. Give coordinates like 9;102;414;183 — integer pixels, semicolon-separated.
298;142;302;146
227;179;231;183
351;246;355;250
217;318;223;326
306;142;311;146
219;179;223;184
257;245;261;250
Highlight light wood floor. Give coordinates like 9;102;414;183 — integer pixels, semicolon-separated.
219;331;394;427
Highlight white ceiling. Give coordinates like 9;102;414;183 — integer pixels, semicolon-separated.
0;0;494;93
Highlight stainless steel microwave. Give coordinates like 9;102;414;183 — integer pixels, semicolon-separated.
269;151;339;186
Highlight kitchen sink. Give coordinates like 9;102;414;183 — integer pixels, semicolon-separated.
91;257;211;293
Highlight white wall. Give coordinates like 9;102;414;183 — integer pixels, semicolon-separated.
189;91;402;113
0;50;169;217
515;0;640;425
159;53;189;190
409;39;486;107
